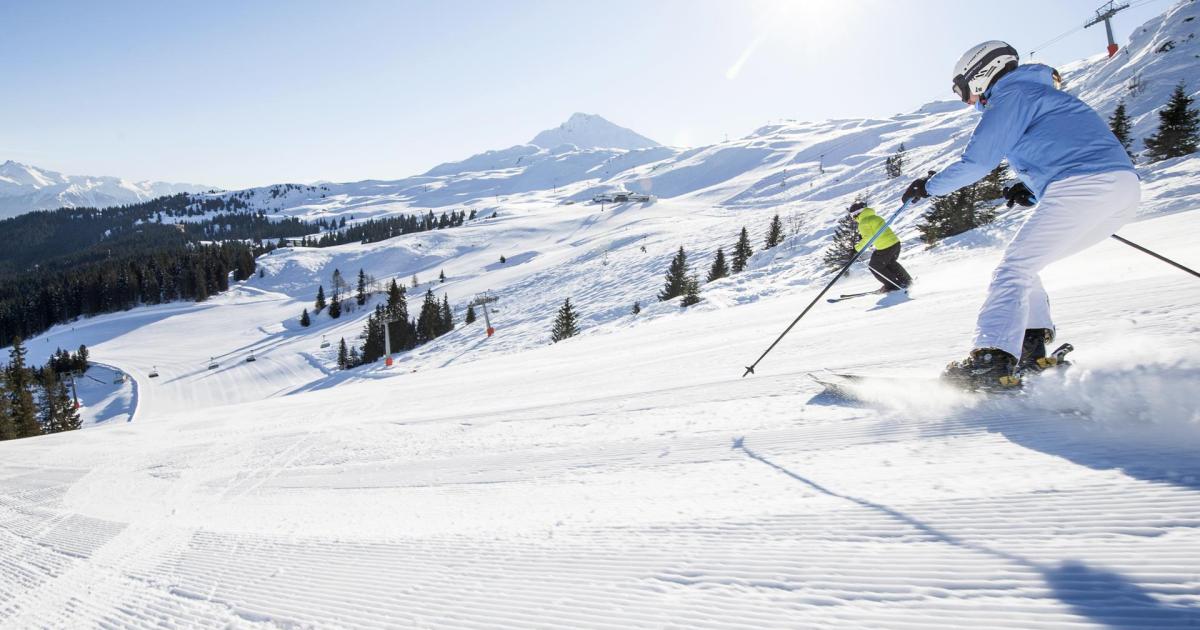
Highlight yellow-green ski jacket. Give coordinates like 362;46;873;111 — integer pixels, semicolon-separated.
854;208;899;252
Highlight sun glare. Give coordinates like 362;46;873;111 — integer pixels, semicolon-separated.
727;0;855;80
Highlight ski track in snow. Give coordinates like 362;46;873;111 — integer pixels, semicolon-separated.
2;394;1199;628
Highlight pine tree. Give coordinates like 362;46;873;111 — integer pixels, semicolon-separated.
550;298;580;343
416;289;441;343
361;306;386;363
439;269;446;283
356;268;368;305
0;380;13;441
917;165;1006;245
6;338;39;438
38;368;56;434
885;142;906;178
411;274;419;288
658;247;689;301
52;378;80;432
332;268;345;296
974;162;1010;202
918;188;996;245
1109;100;1135;160
731;227;753;273
631;301;641;315
337;338;350;370
1144;81;1200;162
764;213;784;249
386;279;405;316
824;207;861;272
38;369;77;433
328;290;342;318
439;295;454;334
315;285;327;312
707;248;729;282
385;280;413;350
465;304;477;324
499;255;507;264
299;308;311;327
680;276;701;307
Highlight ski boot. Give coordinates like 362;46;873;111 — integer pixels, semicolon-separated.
1017;327;1075;372
942;347;1021;391
1018;328;1052;370
1015;342;1074;380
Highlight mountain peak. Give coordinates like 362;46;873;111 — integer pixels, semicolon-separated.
529;113;660;150
0;160;210;219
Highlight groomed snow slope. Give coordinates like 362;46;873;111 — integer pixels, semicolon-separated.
2;2;1200;626
0;206;1198;628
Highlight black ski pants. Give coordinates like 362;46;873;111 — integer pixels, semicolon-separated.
869;243;912;290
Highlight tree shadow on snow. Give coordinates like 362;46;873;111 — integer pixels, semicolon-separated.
732;437;1199;628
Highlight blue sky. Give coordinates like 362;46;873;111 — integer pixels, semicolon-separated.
0;0;1172;189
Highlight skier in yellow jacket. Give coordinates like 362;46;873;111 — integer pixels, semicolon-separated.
852;201;912;292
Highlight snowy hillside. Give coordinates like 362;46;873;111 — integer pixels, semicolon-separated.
0;160;210;219
1;1;1199;627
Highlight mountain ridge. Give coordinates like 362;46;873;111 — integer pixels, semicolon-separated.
0;160;212;220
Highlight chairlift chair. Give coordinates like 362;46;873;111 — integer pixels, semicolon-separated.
148;366;159;378
246;353;256;363
320;334;331;349
207;357;219;370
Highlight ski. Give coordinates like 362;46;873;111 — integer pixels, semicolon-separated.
826;289;886;303
810;344;1076;401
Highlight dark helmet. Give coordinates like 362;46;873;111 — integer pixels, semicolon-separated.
848;201;868;216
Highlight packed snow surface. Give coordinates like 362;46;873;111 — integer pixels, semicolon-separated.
2;2;1199;627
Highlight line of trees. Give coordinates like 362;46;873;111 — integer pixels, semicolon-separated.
916;163;1009;245
0;238;264;347
292;210;475;248
0;338;84;441
338;280;458;369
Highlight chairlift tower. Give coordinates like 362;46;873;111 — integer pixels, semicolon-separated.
469;291;500;337
1085;1;1130;58
382;315;403;366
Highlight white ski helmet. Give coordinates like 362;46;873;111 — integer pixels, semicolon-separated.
952;40;1019;103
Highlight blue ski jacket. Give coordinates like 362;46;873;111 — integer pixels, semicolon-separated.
926;64;1134;200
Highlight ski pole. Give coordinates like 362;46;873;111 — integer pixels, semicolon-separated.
742;200;913;377
1110;234;1200;280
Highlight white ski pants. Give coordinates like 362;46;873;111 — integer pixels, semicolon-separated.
973;170;1140;358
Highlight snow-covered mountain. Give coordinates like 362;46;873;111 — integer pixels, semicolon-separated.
1;1;1199;627
529;112;661;150
188;0;1196;222
0;160;210;219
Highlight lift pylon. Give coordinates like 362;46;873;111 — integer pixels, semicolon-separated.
469;291;500;337
1085;1;1130;57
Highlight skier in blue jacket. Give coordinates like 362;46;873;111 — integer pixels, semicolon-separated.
900;41;1138;388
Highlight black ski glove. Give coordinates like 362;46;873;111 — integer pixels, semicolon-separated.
902;170;937;204
1003;182;1036;208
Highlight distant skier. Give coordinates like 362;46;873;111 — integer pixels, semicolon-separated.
850;201;912;292
900;41;1138;388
